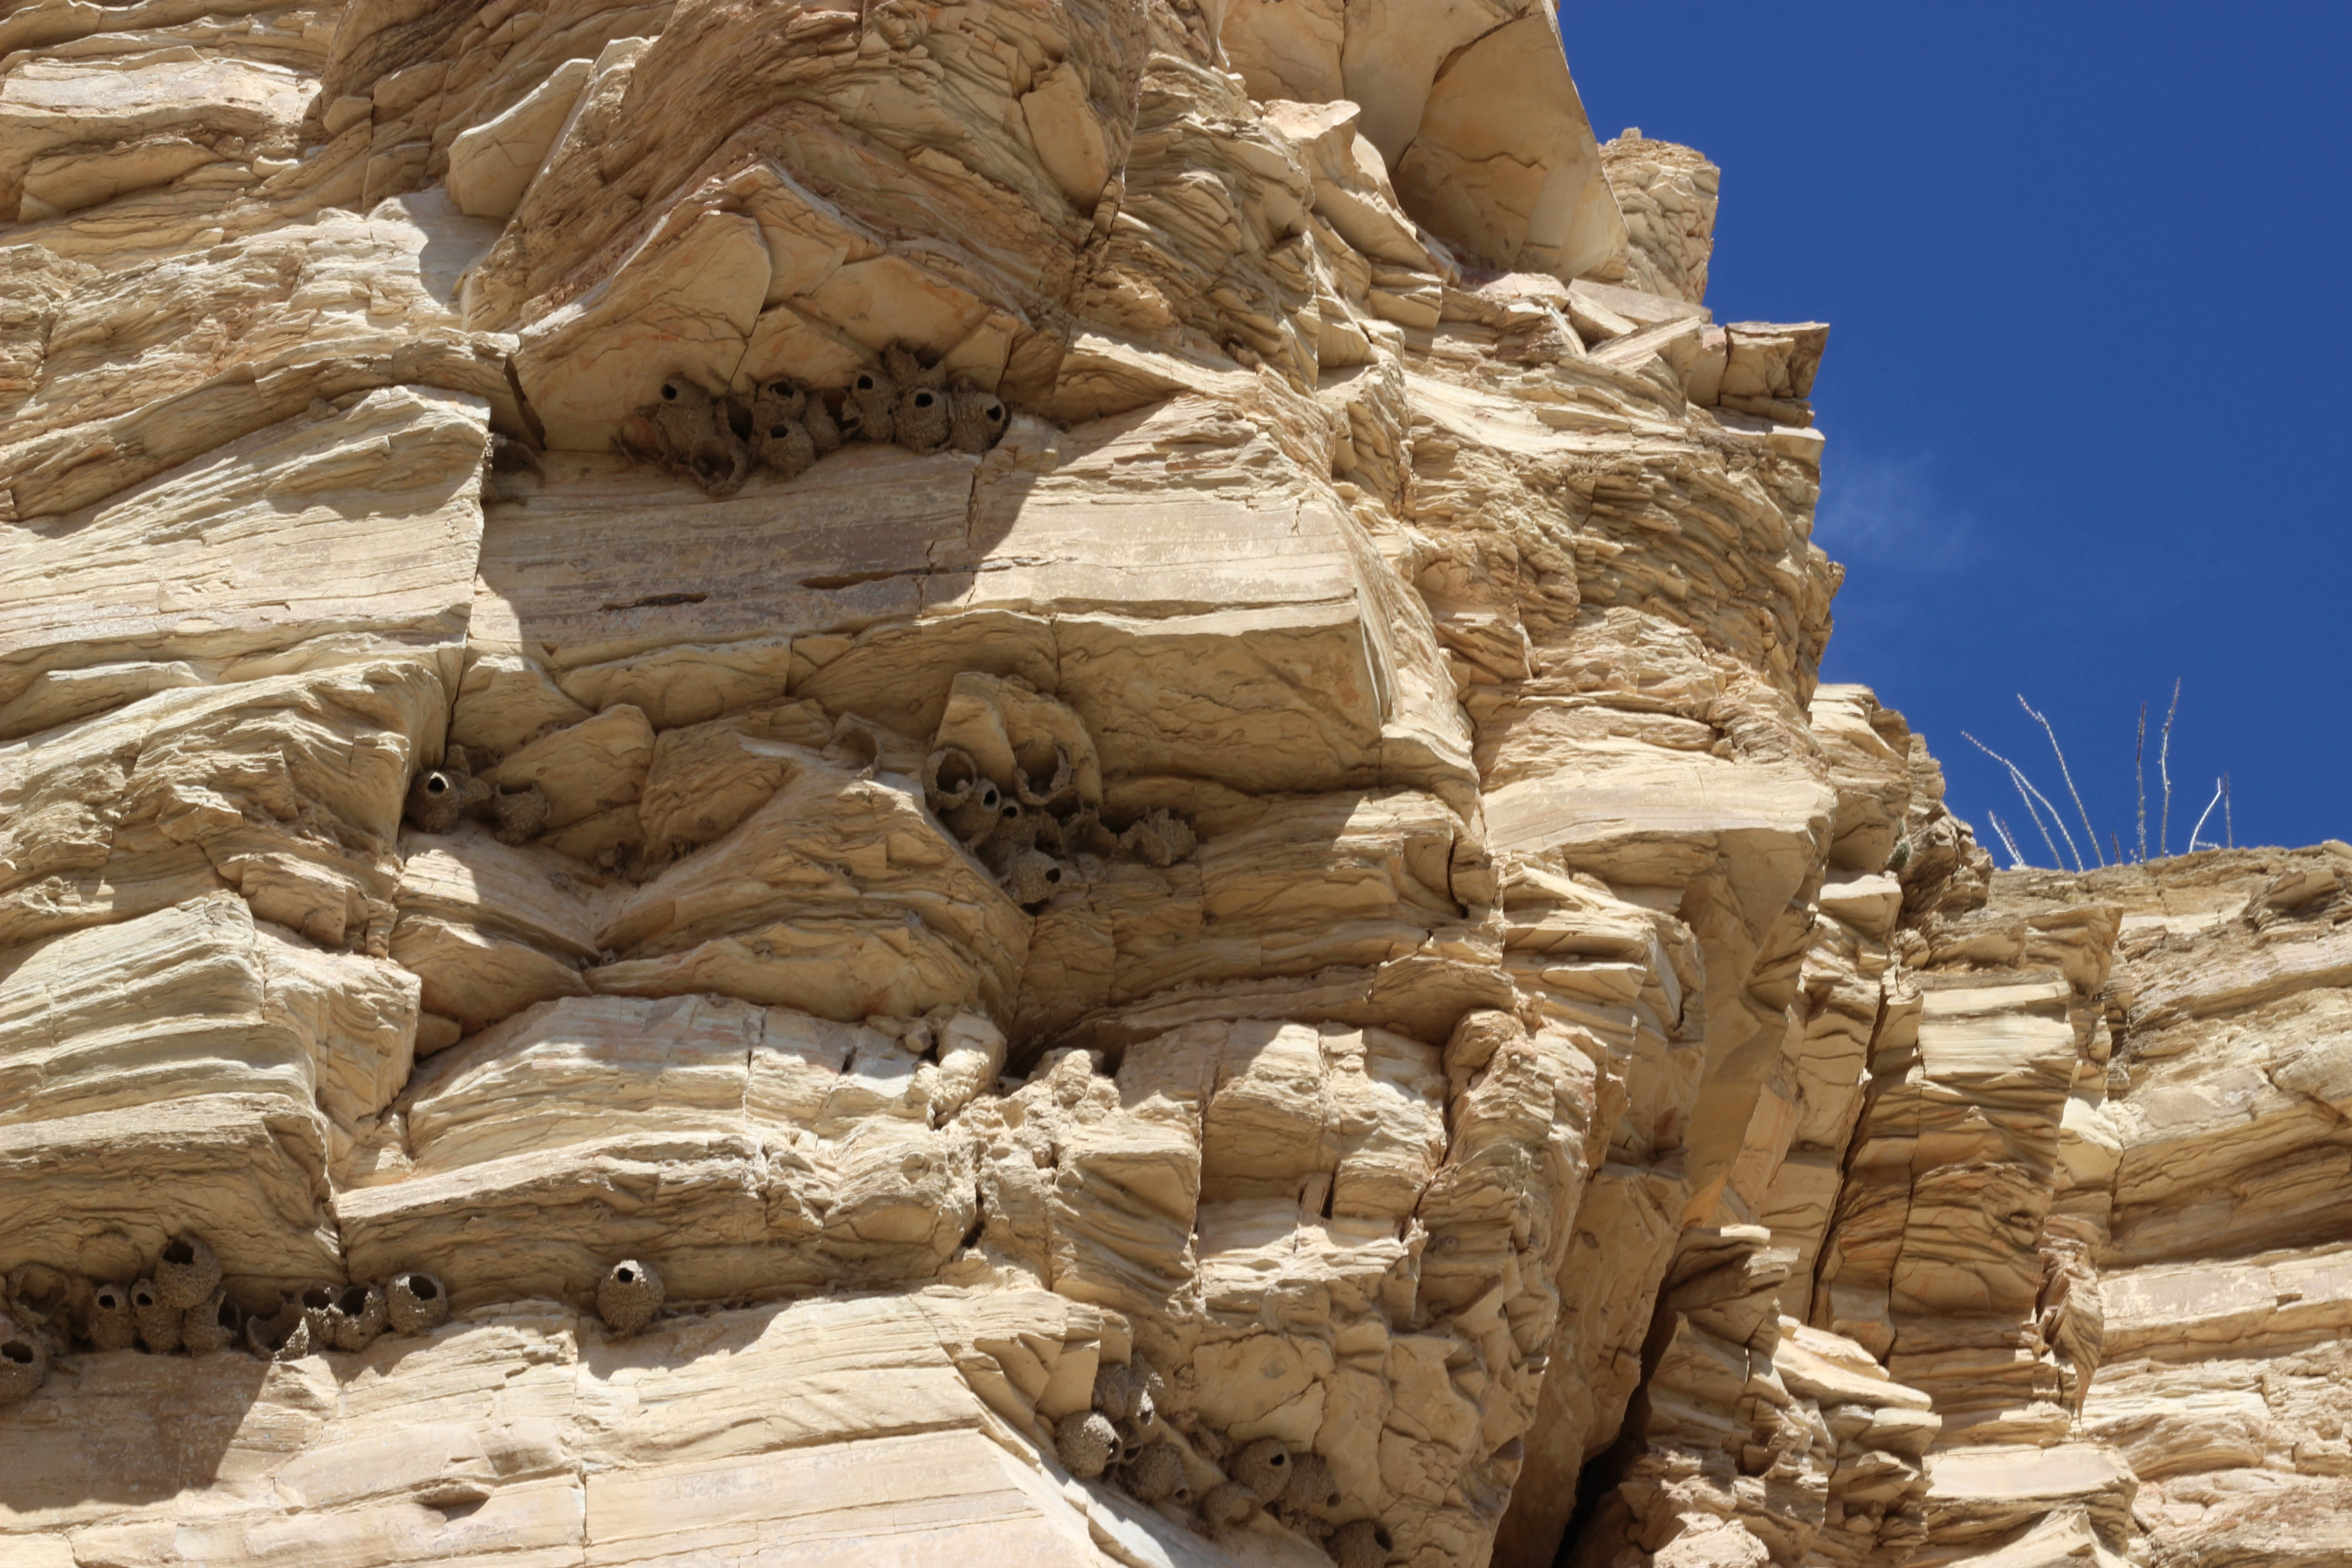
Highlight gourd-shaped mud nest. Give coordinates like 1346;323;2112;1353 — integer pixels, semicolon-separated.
624;342;1011;498
596;1259;664;1335
1;1235;460;1375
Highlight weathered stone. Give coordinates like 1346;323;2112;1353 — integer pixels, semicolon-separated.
5;8;2334;1568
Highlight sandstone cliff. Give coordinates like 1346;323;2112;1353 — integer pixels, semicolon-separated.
0;3;2338;1566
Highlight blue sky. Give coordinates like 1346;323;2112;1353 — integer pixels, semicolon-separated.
1562;5;2349;859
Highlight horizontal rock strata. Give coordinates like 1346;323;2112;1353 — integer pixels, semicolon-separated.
4;3;2341;1568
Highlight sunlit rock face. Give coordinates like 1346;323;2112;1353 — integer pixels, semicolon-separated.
19;5;2335;1568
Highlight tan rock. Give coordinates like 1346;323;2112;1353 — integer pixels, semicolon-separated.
3;386;490;713
0;202;509;521
1388;10;1626;278
1263;98;1430;270
1600;132;1721;305
13;6;2335;1568
0;54;308;220
445;57;590;220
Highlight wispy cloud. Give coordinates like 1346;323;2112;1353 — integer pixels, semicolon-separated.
1813;447;1977;570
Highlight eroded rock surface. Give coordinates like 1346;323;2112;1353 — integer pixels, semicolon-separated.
3;4;2340;1567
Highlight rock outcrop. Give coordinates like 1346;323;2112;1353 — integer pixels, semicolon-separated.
2;3;2342;1567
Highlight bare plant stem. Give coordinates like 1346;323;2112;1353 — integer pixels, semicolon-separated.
2159;678;2180;856
2024;787;2063;865
2187;778;2224;852
1963;731;2082;872
2019;694;2103;867
2135;703;2148;862
1965;729;2050;866
1976;686;2235;870
1986;810;2028;869
2002;760;2061;867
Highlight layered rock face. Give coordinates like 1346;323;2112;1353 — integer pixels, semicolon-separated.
3;4;2341;1567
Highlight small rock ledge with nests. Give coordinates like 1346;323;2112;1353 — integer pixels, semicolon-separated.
0;1234;458;1399
1057;1355;1392;1563
619;342;1013;497
924;739;1195;909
